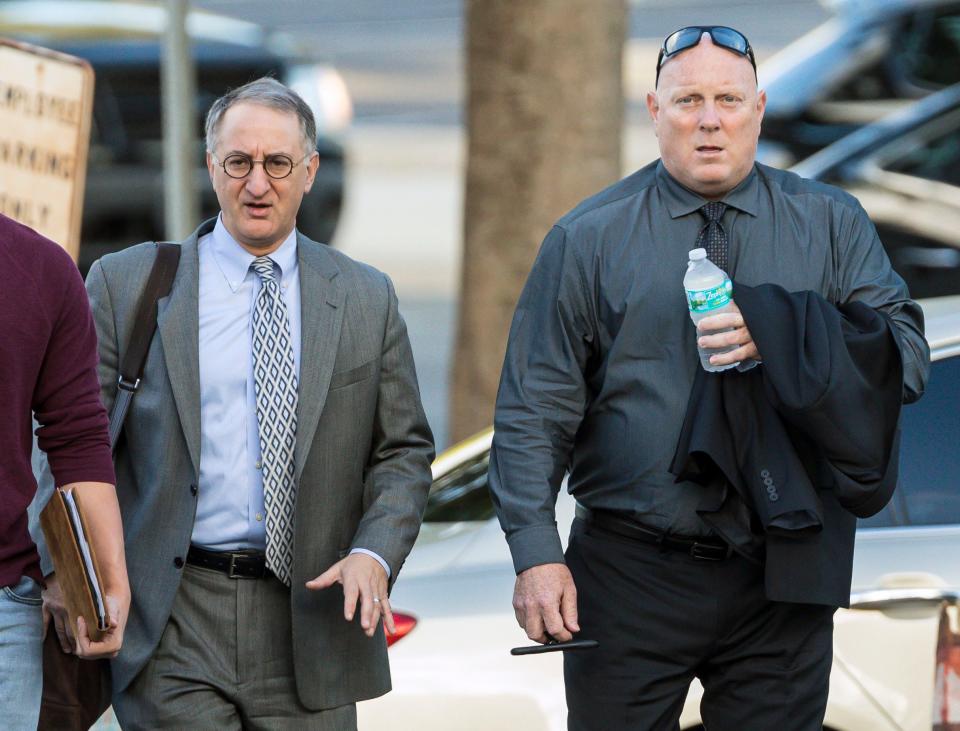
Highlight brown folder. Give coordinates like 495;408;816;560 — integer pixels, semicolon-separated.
39;488;108;642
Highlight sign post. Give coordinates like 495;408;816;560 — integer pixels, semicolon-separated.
0;39;94;261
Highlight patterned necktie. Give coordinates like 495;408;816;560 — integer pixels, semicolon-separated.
696;201;729;272
251;256;298;586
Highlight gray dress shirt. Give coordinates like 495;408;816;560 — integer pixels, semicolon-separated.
489;160;930;574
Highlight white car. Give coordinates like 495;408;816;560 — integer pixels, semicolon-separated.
359;296;960;731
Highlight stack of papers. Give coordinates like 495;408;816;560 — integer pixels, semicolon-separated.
39;487;108;639
61;490;107;631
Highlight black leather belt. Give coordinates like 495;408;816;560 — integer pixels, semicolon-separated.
576;505;732;561
186;546;269;579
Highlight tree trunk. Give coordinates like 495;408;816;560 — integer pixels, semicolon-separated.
450;0;626;443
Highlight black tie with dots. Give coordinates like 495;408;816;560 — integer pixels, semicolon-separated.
697;201;729;272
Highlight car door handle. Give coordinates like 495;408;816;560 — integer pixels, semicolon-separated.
848;586;960;610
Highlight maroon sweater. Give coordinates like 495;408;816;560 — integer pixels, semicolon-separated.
0;214;115;588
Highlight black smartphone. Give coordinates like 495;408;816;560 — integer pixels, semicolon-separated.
510;638;599;655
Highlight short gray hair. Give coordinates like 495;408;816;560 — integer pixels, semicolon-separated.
205;77;317;156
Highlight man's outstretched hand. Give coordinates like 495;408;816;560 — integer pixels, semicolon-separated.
306;553;394;638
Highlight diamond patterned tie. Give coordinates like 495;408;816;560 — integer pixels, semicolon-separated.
696;201;729;272
251;256;298;586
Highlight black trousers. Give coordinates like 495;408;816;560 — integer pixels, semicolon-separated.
564;518;835;731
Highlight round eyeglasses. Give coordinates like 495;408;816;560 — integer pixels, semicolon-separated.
212;152;311;180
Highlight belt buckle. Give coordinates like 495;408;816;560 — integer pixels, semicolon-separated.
228;553;250;579
689;542;724;562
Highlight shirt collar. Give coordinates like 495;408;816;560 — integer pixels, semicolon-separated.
209;215;298;293
656;161;760;219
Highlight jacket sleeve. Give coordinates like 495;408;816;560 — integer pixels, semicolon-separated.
738;284;904;518
489;225;597;574
835;200;930;403
84;259;123;419
28;440;56;576
351;273;435;583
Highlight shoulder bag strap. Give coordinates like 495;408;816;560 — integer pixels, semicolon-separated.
107;242;181;451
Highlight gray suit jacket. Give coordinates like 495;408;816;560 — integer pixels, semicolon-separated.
83;219;434;708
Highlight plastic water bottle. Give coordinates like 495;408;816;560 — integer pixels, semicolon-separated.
683;248;739;372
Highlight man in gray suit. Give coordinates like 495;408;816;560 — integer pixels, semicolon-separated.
46;77;435;729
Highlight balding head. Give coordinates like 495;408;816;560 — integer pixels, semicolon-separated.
656;32;756;89
646;33;765;199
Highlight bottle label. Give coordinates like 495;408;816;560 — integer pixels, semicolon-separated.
686;279;732;312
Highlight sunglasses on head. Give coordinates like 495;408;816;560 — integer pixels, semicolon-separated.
655;26;756;86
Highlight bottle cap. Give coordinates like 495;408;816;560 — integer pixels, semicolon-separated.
688;248;706;261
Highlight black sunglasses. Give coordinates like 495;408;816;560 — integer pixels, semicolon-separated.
655;26;756;86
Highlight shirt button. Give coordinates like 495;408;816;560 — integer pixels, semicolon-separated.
256;512;264;522
255;460;262;470
190;484;198;496
174;557;184;569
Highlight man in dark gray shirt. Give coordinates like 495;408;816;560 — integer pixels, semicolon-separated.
489;26;929;730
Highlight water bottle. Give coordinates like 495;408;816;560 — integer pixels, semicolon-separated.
683;248;739;372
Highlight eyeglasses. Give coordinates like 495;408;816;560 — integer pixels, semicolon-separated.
212;152;310;180
655;26;756;86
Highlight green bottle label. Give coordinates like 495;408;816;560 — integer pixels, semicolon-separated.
686;279;732;313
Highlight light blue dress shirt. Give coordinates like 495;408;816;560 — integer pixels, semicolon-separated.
193;217;300;550
193;217;388;575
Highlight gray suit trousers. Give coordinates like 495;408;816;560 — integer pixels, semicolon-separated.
113;565;357;731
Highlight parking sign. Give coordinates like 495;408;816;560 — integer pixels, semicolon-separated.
0;38;93;261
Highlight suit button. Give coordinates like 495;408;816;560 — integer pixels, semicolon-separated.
174;557;184;569
190;483;198;496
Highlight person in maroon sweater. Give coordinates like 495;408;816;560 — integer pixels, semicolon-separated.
0;213;130;728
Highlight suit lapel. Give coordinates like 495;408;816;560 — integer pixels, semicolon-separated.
295;234;345;478
157;223;208;477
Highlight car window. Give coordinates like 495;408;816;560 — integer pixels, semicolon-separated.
825;45;898;104
881;119;960;186
860;354;960;528
422;451;495;523
898;7;960;89
874;221;960;300
827;6;960;103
